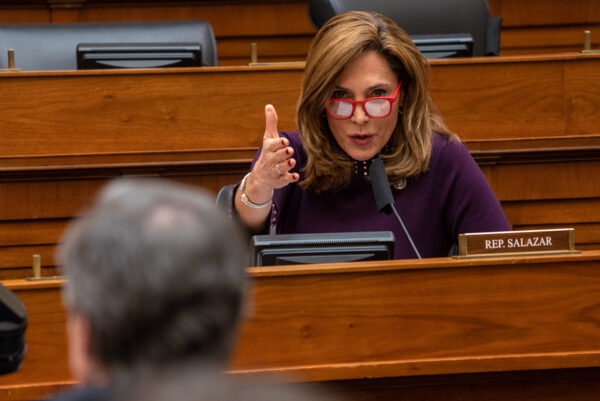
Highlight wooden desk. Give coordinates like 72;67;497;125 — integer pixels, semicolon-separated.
0;54;599;279
1;252;600;400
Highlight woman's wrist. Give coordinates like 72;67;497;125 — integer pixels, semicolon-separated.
239;172;273;208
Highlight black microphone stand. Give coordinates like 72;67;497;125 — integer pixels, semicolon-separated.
369;157;422;259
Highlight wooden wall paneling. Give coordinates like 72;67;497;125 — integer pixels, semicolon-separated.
485;160;600;202
488;0;600;55
0;149;255;171
0;161;252;279
0;180;103;221
504;201;600;250
1;0;599;60
5;0;600;28
501;199;600;226
0;245;58;279
47;0;86;23
76;1;313;36
0;1;316;65
513;223;600;250
0;220;68;246
0;219;67;279
500;25;600;55
488;0;600;27
217;36;313;65
477;146;600;250
0;149;254;280
1;151;597;280
0;9;49;24
0;1;314;33
0;156;253;217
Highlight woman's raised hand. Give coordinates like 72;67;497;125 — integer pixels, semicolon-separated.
250;104;299;191
234;105;299;230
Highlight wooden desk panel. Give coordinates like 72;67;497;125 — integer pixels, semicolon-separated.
565;58;600;135
0;67;303;156
489;0;600;55
235;253;600;371
1;54;599;157
431;59;566;138
1;252;600;400
430;54;600;140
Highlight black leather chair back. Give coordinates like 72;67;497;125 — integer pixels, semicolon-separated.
0;283;27;375
308;0;501;56
216;184;236;213
0;20;218;70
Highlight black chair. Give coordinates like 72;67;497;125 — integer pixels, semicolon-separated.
0;283;27;375
216;184;236;213
308;0;502;57
0;20;217;71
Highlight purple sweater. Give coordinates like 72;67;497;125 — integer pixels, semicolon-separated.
251;131;510;259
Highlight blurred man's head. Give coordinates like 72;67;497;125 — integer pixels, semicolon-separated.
117;363;338;401
59;178;247;384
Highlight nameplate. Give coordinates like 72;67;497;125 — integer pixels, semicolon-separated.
457;228;578;258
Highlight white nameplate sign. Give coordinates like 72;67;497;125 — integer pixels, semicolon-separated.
457;228;578;258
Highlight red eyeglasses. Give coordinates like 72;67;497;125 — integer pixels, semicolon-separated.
326;82;402;120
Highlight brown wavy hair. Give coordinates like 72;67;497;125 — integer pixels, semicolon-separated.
297;11;454;192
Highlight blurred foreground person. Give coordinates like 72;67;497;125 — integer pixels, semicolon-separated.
44;178;247;401
116;363;339;401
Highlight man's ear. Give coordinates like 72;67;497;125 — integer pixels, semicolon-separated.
67;313;105;385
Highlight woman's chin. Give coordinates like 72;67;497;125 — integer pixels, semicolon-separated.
346;148;379;161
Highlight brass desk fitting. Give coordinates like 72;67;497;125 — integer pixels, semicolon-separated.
582;30;600;54
248;42;305;67
26;254;64;281
0;49;22;72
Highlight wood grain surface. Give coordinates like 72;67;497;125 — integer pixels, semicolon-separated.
1;252;600;400
1;54;599;156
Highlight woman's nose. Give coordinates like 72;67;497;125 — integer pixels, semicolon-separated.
351;103;370;124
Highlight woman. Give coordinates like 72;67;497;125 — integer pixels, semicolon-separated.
234;11;510;259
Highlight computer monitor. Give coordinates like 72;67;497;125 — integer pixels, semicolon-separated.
410;33;474;59
250;231;395;267
77;42;203;69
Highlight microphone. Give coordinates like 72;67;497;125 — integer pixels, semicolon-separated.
369;157;422;259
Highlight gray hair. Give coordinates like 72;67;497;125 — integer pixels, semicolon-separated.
59;178;247;376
